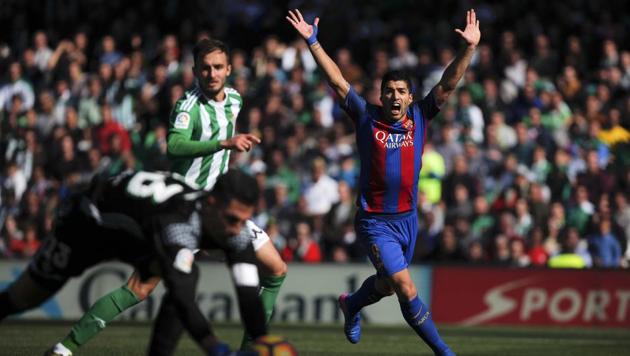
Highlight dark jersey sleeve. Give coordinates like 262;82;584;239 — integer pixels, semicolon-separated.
341;86;369;126
417;89;441;120
224;233;268;339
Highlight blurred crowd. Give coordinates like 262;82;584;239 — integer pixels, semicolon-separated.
1;0;629;268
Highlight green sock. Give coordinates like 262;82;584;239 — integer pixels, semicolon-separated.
61;286;140;352
240;274;286;350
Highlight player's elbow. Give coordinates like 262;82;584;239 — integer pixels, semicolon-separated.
440;77;461;98
333;78;349;90
166;143;183;159
166;135;184;158
330;80;350;100
271;260;288;277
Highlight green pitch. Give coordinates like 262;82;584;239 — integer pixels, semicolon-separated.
1;321;628;355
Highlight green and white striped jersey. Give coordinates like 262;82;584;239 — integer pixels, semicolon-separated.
168;86;242;190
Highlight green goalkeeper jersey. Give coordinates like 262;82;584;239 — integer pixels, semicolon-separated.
167;86;242;190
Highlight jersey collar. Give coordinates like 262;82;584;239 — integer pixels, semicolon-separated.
197;85;228;106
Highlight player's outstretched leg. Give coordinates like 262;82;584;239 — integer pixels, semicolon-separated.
0;272;60;320
338;274;391;344
147;292;185;356
240;239;287;350
49;272;159;355
399;295;454;356
53;285;141;355
0;290;19;321
338;292;361;344
392;269;454;356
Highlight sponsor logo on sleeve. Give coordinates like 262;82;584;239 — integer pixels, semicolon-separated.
174;112;191;129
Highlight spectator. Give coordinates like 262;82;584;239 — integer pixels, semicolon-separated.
548;231;589;268
456;89;484;144
589;218;622;268
283;221;322;263
613;192;630;262
100;36;123;66
78;76;103;128
3;215;24;258
2;162;27;203
436;122;463;174
488;111;516;150
322;181;356;259
492;234;511;265
530;34;558;79
466;239;486;264
303;157;339;217
446;184;473;222
428;225;466;263
508;237;530;267
389;34;418;71
49;135;85;181
418;141;445;205
567;184;595;234
13;223;40;258
0;61;35;112
95;104;131;156
32;31;52;72
335;48;364;85
577;149;615;203
514;198;532;237
528;226;549;266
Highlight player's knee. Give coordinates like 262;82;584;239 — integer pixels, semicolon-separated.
130;286;151;301
375;277;395;296
393;281;417;300
126;277;159;301
379;285;395;296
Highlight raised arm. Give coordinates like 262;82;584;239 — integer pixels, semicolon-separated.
286;9;350;101
432;9;481;107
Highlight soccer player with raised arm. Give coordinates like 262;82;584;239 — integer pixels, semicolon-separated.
0;170;266;356
287;8;481;356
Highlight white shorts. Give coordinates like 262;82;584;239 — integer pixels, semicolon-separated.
243;220;270;251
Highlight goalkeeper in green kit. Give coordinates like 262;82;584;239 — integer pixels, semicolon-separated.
45;38;287;356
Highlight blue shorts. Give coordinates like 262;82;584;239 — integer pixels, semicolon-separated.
355;210;418;277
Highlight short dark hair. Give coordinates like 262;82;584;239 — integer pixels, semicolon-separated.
380;70;413;93
193;38;229;65
212;169;259;206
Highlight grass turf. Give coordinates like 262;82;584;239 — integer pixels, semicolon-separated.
0;321;628;355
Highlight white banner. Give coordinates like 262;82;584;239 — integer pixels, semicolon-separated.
0;261;432;325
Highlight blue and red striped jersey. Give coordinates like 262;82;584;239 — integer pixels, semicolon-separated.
342;87;440;214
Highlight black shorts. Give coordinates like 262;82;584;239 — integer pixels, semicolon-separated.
28;196;153;290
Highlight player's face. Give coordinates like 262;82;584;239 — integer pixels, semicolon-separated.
215;199;254;239
194;50;232;98
380;80;413;121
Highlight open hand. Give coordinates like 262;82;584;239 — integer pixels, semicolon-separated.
286;9;319;42
455;9;481;48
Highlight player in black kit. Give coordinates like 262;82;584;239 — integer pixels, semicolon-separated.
0;169;265;356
